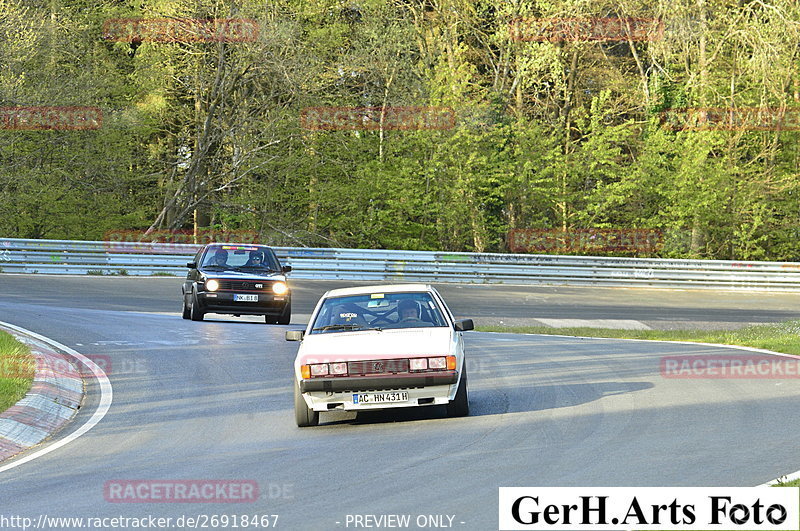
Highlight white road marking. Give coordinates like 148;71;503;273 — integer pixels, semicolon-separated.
0;321;112;473
535;318;651;330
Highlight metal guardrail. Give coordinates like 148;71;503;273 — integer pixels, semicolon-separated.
1;238;800;291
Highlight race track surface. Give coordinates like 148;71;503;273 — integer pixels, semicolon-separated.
1;275;799;530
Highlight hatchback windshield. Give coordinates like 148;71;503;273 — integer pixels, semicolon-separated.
200;245;280;272
310;292;448;333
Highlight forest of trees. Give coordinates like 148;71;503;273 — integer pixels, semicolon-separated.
1;0;799;259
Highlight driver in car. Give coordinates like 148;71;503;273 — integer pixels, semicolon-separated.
210;249;228;267
397;299;423;323
245;250;265;267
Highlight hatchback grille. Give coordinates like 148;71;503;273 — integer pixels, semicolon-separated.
348;359;409;375
218;280;271;291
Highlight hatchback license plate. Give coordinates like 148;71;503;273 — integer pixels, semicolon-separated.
353;392;409;404
234;294;258;302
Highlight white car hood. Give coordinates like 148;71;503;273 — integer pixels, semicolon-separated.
297;327;453;363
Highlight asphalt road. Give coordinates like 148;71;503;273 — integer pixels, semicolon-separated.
1;275;800;530
3;275;800;328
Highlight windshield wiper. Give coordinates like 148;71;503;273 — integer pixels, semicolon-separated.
312;324;364;332
311;324;384;333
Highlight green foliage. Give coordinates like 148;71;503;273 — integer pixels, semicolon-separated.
2;0;800;261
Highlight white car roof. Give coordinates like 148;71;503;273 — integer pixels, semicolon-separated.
323;283;433;298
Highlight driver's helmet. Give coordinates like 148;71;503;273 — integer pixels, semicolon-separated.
248;250;264;263
397;299;420;320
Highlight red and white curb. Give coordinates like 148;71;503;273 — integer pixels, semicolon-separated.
0;322;112;469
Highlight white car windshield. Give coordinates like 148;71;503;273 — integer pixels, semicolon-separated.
310;292;448;333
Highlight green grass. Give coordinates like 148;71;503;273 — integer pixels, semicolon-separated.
476;320;800;357
0;331;35;412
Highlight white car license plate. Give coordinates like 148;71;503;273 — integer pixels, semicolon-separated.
353;391;409;404
234;294;258;302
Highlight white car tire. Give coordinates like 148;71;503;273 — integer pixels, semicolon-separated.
294;379;319;427
446;366;469;417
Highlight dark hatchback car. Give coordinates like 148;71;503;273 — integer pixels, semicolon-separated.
182;243;292;324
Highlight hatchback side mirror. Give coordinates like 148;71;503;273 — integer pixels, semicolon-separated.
186;262;197;269
454;319;474;331
285;330;305;341
282;265;293;273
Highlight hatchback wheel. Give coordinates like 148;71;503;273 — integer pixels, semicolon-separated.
189;292;204;321
181;295;191;319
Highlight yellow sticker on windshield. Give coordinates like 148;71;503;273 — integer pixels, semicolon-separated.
370;293;384;299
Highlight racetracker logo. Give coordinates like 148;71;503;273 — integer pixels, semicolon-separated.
509;17;663;42
507;228;663;254
0;354;110;379
661;354;800;379
103;229;259;253
0;106;102;131
104;480;259;503
660;107;800;131
499;487;799;530
102;18;259;43
300;106;456;131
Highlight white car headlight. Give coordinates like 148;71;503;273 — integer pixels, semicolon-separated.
206;279;219;292
310;364;329;376
273;281;288;295
410;358;428;371
330;362;348;375
428;357;447;370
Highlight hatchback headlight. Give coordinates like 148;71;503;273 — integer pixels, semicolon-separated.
273;281;288;295
206;279;219;292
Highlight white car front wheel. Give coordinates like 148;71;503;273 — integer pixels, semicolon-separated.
294;379;319;427
446;366;469;417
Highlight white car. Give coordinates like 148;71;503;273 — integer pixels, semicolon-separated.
286;284;473;427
